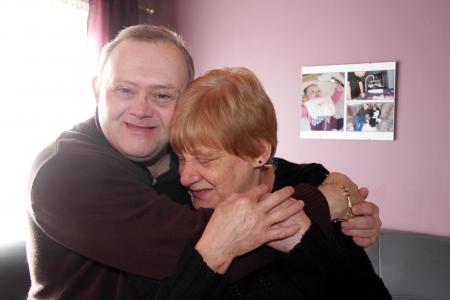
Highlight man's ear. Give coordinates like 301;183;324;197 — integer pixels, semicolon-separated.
92;76;100;105
254;140;272;167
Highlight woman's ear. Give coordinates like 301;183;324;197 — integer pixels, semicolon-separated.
254;140;272;167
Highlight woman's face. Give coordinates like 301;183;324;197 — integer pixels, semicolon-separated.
178;146;259;209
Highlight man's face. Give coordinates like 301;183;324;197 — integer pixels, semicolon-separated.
95;39;190;162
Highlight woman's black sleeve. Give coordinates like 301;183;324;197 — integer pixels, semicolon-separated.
125;242;228;300
279;223;391;299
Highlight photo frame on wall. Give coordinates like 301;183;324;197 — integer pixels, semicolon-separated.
300;61;396;140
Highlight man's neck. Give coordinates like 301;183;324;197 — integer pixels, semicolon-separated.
146;151;172;179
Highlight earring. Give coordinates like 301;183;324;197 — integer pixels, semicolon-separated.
258;160;262;165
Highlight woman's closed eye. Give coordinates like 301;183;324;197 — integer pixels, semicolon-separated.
197;156;219;166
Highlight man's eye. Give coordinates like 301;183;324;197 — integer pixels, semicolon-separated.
114;87;134;96
158;93;171;99
151;92;177;104
157;94;174;102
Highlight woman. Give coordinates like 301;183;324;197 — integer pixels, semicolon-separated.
167;67;390;299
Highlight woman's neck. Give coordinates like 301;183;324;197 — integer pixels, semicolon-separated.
258;165;275;191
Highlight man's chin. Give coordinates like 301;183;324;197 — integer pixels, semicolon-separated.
121;147;166;163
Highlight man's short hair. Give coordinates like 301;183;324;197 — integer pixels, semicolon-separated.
97;24;195;83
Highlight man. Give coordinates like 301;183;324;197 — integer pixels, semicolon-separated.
27;25;381;299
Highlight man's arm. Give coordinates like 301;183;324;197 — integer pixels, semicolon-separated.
29;139;302;282
272;157;328;189
272;157;381;248
29;145;211;279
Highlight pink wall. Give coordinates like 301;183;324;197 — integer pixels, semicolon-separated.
139;0;176;28
171;0;450;236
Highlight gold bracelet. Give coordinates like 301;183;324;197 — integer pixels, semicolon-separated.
320;181;354;222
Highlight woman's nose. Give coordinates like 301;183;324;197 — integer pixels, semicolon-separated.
179;161;200;187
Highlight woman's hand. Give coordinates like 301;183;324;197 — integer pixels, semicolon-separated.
267;199;312;253
195;185;303;273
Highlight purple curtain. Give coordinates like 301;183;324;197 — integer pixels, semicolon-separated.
87;0;140;60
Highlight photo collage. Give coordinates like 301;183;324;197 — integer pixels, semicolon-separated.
300;62;396;140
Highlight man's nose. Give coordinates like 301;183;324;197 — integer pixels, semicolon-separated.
180;161;200;187
130;93;154;118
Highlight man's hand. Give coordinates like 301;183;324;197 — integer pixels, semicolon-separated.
319;173;382;248
195;185;303;273
341;187;382;248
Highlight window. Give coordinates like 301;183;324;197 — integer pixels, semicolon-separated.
0;0;94;245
